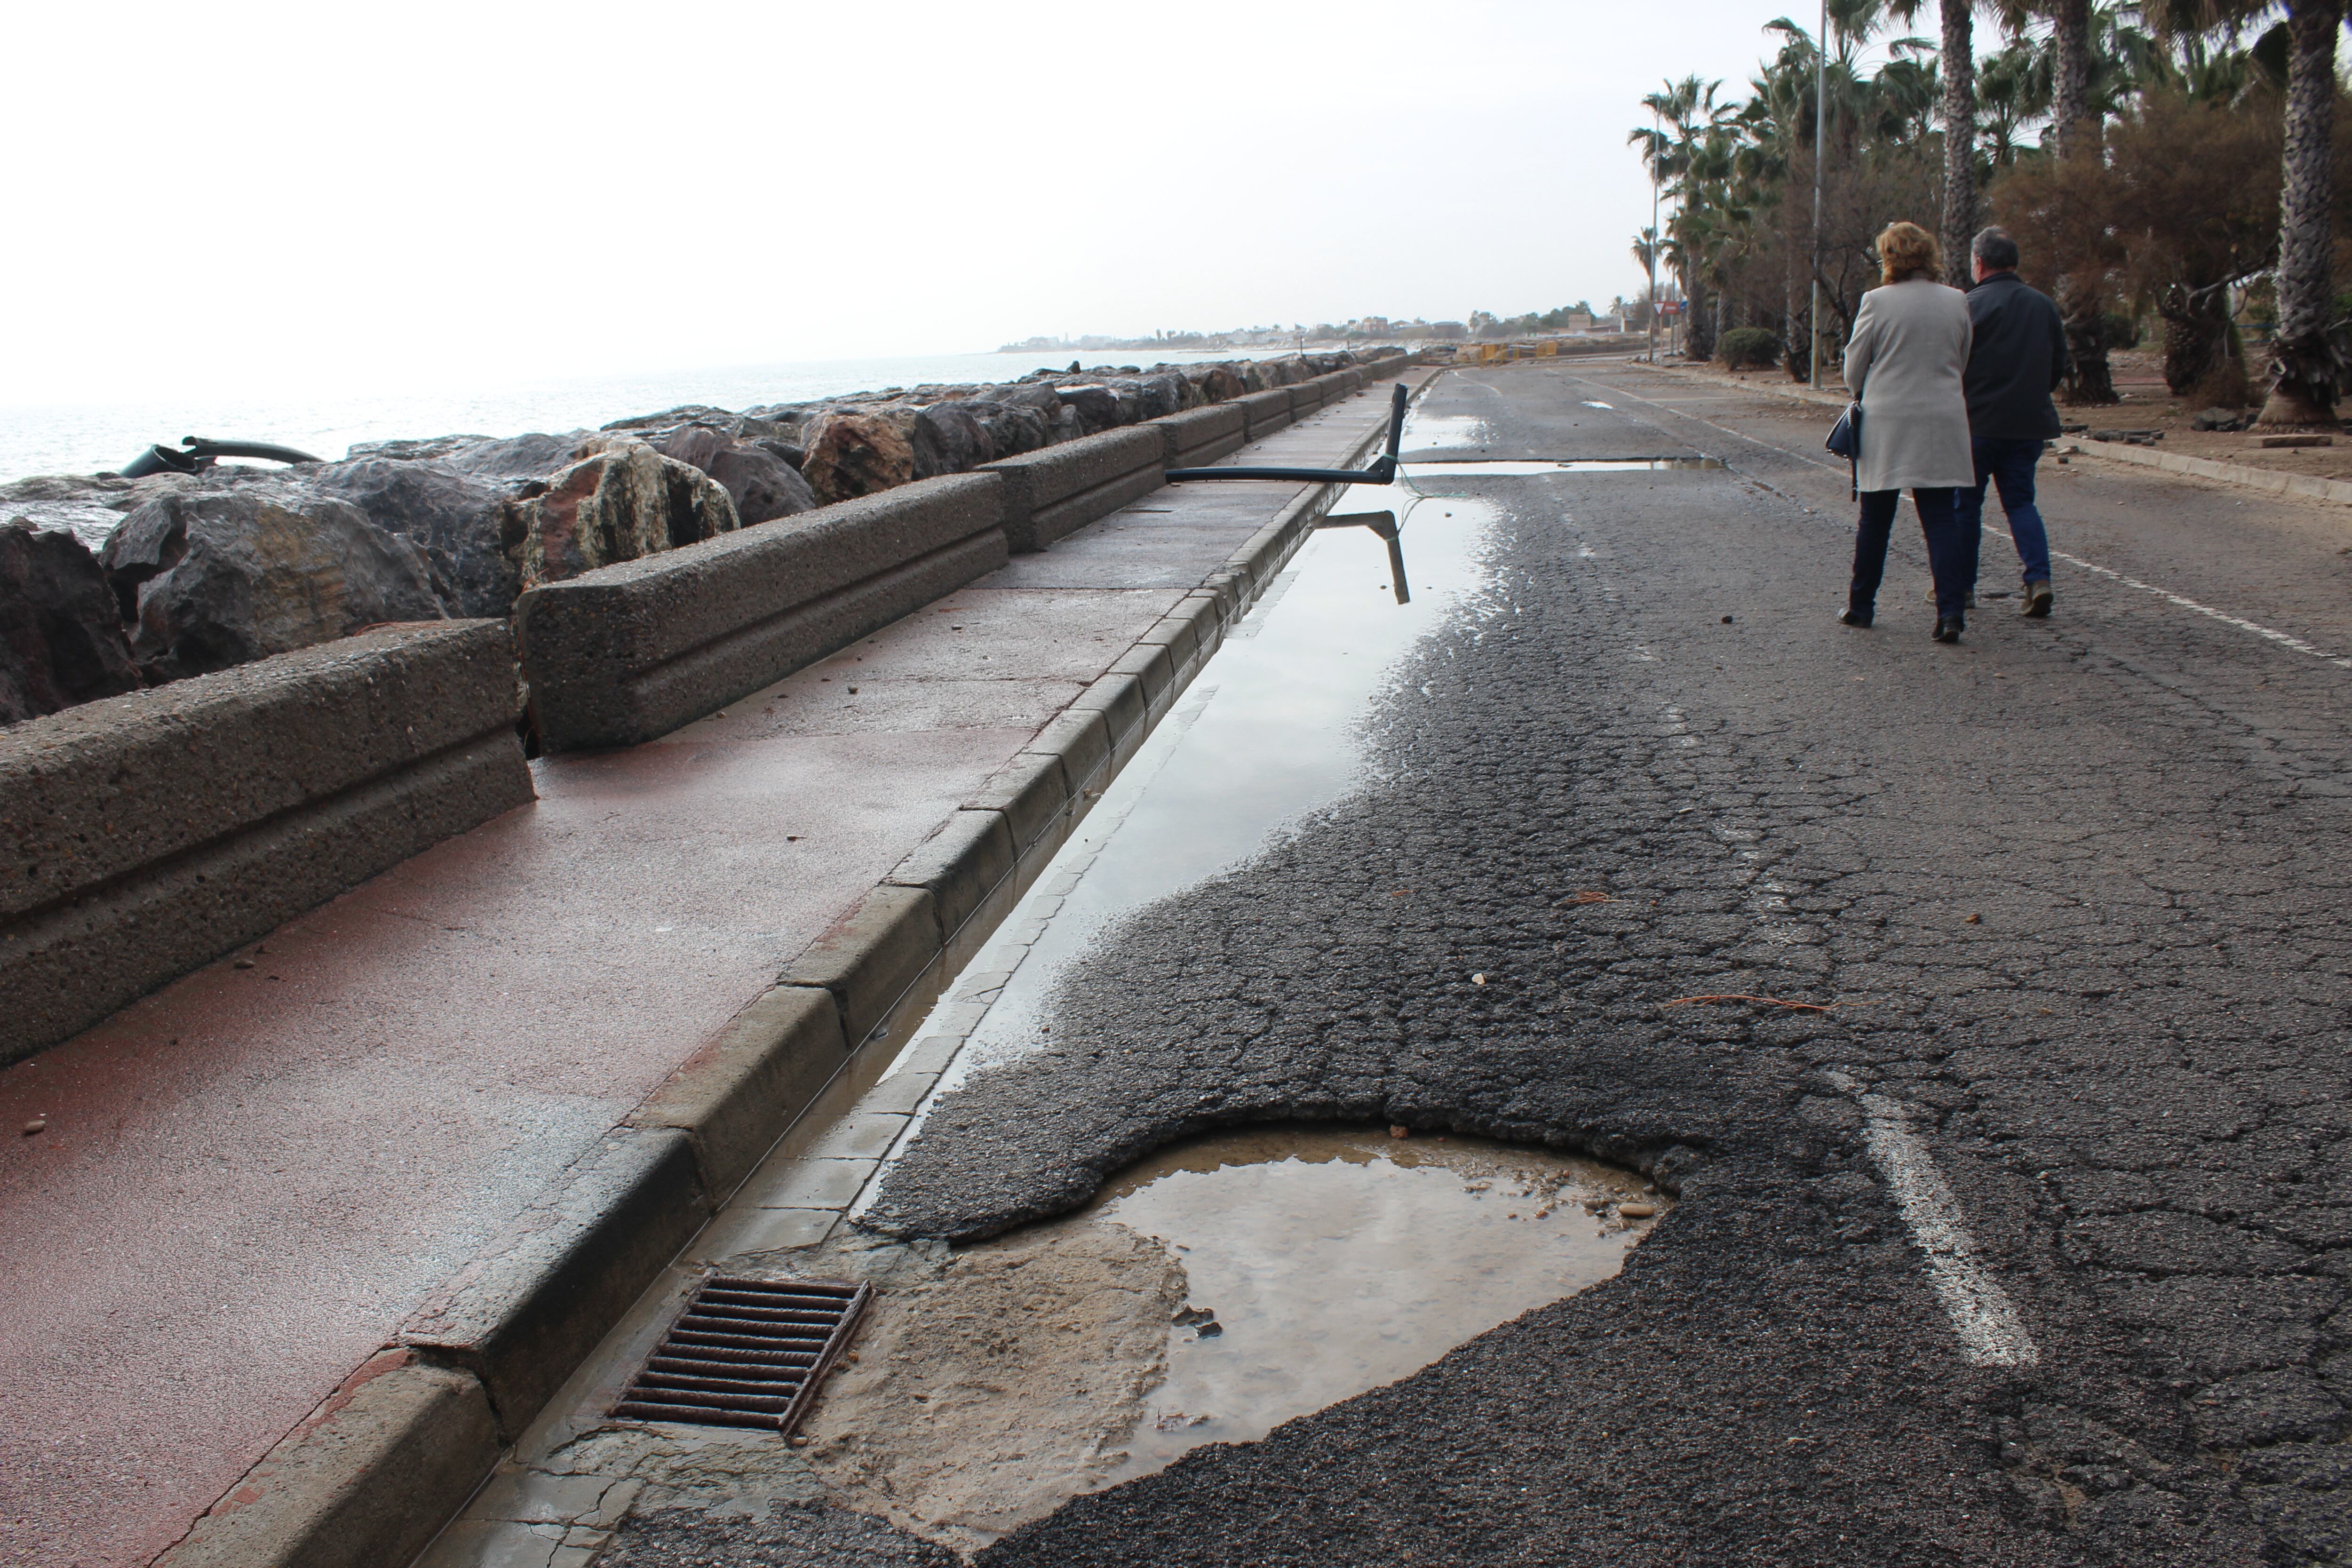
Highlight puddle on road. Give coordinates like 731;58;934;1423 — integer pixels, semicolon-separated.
1086;1125;1660;1485
1400;412;1493;451
810;1128;1662;1552
916;465;1504;1089
1403;457;1725;475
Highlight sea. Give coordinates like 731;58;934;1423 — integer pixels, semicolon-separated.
0;347;1260;488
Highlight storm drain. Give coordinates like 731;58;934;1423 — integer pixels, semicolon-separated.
612;1274;869;1434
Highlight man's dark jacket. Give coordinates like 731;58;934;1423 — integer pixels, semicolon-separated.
1964;272;2071;441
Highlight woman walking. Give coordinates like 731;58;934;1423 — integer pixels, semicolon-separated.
1837;222;1979;642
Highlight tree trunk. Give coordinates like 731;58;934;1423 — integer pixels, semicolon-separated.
2049;0;2116;404
2050;0;2090;161
1688;269;1716;360
2161;286;2235;398
2257;0;2348;429
1939;0;1977;289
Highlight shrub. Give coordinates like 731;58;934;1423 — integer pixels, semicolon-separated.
2104;311;2140;349
1717;327;1781;370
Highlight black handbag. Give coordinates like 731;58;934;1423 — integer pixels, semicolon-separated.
1825;401;1861;497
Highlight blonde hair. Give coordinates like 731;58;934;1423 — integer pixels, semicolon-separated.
1876;222;1942;284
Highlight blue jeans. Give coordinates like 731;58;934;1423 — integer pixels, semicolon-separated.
1958;437;2052;588
1850;487;1971;620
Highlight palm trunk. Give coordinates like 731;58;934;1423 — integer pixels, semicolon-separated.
1939;0;1977;290
2257;0;2348;428
2049;0;2117;403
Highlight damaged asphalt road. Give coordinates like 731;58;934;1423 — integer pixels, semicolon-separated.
605;365;2352;1565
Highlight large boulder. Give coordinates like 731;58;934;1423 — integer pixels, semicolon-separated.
100;479;446;684
1054;384;1124;433
310;457;519;618
347;432;591;491
797;410;914;504
960;399;1050;459
512;436;739;591
1;472;178;553
1134;374;1185;420
0;523;141;724
646;424;818;525
1184;364;1249;403
913;403;995;477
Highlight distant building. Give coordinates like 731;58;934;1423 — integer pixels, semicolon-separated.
1426;321;1467;341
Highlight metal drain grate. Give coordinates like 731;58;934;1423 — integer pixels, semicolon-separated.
612;1274;870;1434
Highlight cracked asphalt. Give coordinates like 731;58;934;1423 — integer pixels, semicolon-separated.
602;362;2352;1566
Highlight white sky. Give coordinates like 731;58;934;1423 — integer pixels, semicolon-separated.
4;0;1810;404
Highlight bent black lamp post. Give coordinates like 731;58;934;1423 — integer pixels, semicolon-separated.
1165;383;1409;486
117;436;322;478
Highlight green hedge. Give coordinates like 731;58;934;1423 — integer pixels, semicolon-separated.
1717;327;1781;370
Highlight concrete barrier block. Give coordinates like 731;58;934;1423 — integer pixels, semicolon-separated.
1025;708;1112;796
1236;390;1293;441
1135;611;1200;673
984;429;1165;553
963;752;1072;854
781;884;942;1046
517;474;1007;751
888;808;1016;942
401;1129;708;1439
1285;382;1326;416
0;622;532;1067
626;985;849;1202
1157;405;1248;468
1022;465;1166;553
158;1352;499;1568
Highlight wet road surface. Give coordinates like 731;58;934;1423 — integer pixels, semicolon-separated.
612;361;2352;1566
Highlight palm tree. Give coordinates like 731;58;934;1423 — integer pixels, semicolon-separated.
2046;0;2120;402
2261;0;2347;427
1939;0;1979;286
2150;0;2347;426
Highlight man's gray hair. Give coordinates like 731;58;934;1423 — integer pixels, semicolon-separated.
1972;226;2022;271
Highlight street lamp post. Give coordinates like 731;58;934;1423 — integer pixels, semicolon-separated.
1649;105;1661;365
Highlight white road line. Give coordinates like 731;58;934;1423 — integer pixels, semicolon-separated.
1577;373;2352;673
1822;1069;2041;1368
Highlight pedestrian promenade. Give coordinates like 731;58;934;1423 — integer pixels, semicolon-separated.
0;390;1406;1568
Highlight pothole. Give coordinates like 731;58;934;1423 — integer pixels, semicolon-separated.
803;1126;1664;1552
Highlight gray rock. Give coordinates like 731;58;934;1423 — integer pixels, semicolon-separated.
960;400;1050;460
644;424;817;525
798;411;913;504
310;457;521;618
913;403;996;477
0;522;141;724
100;478;446;683
1135;374;1185;420
0;472;174;554
1055;384;1124;433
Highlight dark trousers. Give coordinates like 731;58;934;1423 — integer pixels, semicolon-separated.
1956;436;2052;589
1849;487;1971;620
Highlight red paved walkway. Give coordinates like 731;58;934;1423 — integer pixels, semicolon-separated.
0;398;1394;1566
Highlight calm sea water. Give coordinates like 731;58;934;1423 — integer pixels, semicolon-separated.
0;348;1257;486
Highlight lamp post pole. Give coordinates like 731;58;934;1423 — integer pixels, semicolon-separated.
1809;0;1828;389
1648;106;1661;365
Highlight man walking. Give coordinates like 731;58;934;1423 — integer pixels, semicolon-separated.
1958;226;2070;616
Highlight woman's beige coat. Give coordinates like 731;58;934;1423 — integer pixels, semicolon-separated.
1842;277;1976;492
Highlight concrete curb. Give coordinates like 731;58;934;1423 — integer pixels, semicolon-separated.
176;373;1438;1568
1645;360;2352;509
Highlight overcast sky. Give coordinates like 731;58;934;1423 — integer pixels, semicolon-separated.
5;0;1819;404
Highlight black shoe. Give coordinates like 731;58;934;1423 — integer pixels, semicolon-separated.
1933;615;1963;643
1839;607;1873;628
2022;581;2052;618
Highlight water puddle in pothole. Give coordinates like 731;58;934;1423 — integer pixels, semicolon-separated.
1403;457;1725;475
809;1127;1663;1552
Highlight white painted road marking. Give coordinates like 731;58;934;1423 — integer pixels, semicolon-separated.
1579;374;2352;674
1822;1070;2041;1368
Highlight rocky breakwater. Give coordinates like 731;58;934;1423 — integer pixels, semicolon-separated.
0;350;1393;727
